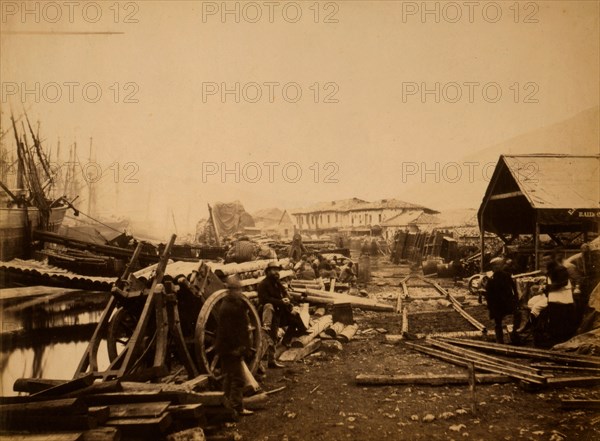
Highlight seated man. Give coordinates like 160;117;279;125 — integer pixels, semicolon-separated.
257;262;307;368
339;261;357;285
296;261;317;280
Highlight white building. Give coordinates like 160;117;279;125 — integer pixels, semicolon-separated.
291;198;438;235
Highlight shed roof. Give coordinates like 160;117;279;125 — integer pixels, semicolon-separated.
501;155;599;210
479;154;599;235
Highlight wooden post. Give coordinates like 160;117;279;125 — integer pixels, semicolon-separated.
479;211;485;273
401;306;409;336
468;362;477;413
207;203;220;246
534;218;540;270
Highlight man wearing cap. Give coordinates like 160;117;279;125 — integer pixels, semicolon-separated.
258;262;306;368
215;275;254;416
485;257;520;344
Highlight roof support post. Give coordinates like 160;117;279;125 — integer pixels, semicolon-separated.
479;210;485;273
534;215;540;270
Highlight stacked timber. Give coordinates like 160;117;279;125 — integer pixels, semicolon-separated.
403;338;600;390
0;376;239;440
279;313;359;362
288;287;393;312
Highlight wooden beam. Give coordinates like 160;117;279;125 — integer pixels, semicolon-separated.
31;373;95;397
105;402;171;418
489;191;523;201
0;434;83;441
355;373;512;386
438;337;600;367
406;343;547;385
561;399;600;410
279;338;322;361
291;315;332;348
337;324;358;343
428;339;542;376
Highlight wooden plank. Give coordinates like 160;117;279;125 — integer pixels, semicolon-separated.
438;337;600;367
530;363;600;375
13;378;68;394
191;391;226;407
0;434;83;441
82;391;201;406
2;415;98;431
406;343;547;385
546;376;600;388
385;334;403;343
279;339;322;362
401;306;409;335
324;322;345;338
385;331;485;341
106;401;171;418
87;406;110;421
355;373;512;386
4;290;97;313
0;398;87;416
0;286;80;302
337;324;358;343
291;315;332;348
167;403;205;420
106;413;172;435
561;399;600;410
428;340;542;376
298;303;310;329
62;381;122;398
31;373;96;397
81;427;121;441
288;290;394;312
179;374;210;391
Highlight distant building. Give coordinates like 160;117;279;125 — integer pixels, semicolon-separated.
291;198;438;236
252;208;295;239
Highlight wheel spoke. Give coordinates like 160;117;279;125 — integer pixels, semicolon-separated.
205;344;216;353
210;354;220;371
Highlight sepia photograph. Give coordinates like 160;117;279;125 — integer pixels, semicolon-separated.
0;1;599;440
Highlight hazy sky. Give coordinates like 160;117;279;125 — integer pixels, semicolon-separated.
1;1;598;238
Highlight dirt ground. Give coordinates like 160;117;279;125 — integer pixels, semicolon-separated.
231;258;600;441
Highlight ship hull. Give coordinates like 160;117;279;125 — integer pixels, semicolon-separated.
0;206;67;261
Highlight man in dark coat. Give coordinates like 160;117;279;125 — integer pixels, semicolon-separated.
258;262;306;367
485;257;520;343
215;275;254;416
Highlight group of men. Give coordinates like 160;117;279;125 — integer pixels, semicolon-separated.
484;253;580;345
294;253;357;285
215;261;307;417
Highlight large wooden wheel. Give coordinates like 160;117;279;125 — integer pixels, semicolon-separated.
194;289;263;380
107;307;160;369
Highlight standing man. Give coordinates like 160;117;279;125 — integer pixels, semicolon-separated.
258;262;306;368
484;257;520;344
288;233;307;262
215;275;254;416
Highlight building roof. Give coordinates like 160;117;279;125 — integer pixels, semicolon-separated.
291;198;437;215
437;208;479;228
501;155;599;210
291;198;368;214
479;154;600;235
381;210;424;227
409;212;442;226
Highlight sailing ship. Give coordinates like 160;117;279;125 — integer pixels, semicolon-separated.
0;113;71;261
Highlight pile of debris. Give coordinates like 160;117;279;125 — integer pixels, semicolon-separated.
356;337;600;391
1;374;238;440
